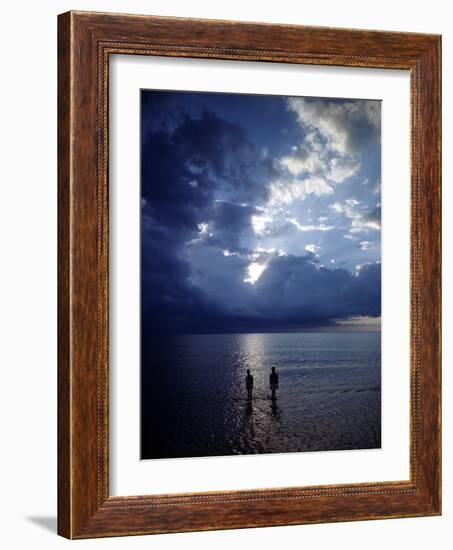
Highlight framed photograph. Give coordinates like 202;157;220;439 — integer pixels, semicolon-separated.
58;11;441;538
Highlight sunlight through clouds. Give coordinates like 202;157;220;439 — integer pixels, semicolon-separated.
268;177;333;205
305;244;321;256
244;262;267;284
288;218;335;232
251;213;273;235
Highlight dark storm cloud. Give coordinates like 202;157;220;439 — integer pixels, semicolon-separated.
207;201;258;251
142;110;275;214
250;256;381;323
144;240;381;333
141;106;279;327
141;214;224;332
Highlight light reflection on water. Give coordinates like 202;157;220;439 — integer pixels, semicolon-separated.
141;332;381;459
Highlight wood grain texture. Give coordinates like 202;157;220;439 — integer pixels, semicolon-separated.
57;10;441;539
57;11;71;538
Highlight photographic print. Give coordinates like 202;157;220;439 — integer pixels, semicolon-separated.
140;89;381;460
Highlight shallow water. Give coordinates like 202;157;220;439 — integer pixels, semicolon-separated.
141;332;381;459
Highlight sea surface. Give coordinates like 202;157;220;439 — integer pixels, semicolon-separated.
141;332;381;459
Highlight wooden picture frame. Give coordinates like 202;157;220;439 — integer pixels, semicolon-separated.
58;10;441;539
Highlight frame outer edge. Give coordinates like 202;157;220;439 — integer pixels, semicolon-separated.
408;38;442;515
62;10;106;538
435;35;442;515
429;36;441;515
57;11;73;539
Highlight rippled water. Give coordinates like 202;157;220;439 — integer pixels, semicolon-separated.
141;332;381;459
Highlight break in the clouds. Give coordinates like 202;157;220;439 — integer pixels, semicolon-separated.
141;90;381;333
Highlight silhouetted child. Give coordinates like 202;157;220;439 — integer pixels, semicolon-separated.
269;367;279;401
245;369;254;401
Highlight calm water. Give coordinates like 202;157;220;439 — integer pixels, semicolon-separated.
141;332;381;459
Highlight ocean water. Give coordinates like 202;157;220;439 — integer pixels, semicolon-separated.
141;332;381;459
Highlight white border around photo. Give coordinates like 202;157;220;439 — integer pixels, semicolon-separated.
109;55;410;497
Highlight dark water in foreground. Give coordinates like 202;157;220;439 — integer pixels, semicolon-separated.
141;332;381;459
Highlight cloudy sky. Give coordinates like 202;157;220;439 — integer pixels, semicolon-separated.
141;90;381;334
